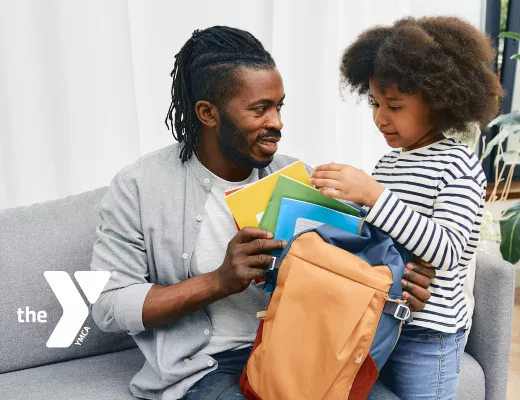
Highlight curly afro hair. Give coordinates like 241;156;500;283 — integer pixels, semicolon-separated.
340;16;503;135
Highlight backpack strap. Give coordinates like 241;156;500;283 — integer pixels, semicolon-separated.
264;256;283;292
383;300;413;323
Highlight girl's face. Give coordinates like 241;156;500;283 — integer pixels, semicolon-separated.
369;77;442;151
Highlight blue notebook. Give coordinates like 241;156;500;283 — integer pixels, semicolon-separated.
274;197;363;242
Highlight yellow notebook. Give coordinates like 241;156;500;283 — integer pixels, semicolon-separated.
224;161;311;230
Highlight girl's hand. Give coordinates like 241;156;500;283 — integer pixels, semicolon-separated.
310;162;385;208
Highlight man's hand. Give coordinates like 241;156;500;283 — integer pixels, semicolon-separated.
401;262;435;311
215;227;287;295
142;227;285;329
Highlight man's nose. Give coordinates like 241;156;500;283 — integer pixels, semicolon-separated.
266;110;283;132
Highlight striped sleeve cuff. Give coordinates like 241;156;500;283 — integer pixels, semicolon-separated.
365;188;394;226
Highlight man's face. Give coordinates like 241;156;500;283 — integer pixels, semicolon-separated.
216;67;285;169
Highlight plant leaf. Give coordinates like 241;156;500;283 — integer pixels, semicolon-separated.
512;54;520;61
487;111;520;129
494;150;520;165
503;201;520;218
482;127;520;159
500;32;520;41
500;204;520;264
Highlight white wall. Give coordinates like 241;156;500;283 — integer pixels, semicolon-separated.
0;0;489;208
127;0;276;155
408;0;485;28
125;0;489;169
0;0;277;208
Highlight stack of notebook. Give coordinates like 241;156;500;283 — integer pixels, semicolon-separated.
224;161;363;291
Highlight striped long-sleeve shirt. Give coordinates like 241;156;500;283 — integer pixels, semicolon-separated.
366;138;486;333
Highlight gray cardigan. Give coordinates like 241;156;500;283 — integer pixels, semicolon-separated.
90;143;300;400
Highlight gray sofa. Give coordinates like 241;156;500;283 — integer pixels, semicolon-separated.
0;187;515;400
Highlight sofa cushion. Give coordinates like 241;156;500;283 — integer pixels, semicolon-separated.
0;348;485;399
455;353;485;400
0;348;144;400
466;252;515;400
0;187;137;374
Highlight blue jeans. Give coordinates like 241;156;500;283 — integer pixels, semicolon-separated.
183;347;250;400
184;346;403;399
375;325;467;400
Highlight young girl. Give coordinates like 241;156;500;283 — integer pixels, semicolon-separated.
311;17;502;400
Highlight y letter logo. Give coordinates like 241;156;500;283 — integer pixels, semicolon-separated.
44;271;111;348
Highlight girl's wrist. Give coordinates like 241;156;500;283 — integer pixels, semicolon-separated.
365;182;385;208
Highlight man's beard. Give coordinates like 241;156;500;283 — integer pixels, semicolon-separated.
217;111;281;169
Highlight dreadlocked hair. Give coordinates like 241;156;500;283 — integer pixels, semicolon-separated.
165;26;276;162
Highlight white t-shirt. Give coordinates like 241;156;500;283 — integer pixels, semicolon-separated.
190;160;270;355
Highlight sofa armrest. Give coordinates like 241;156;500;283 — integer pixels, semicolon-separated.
465;251;515;400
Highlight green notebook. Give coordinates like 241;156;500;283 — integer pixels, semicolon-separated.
259;175;362;234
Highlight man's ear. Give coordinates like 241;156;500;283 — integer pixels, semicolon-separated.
195;100;219;128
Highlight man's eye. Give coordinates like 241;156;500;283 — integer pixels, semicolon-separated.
254;106;267;113
277;103;284;112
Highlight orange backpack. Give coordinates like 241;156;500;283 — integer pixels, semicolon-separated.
240;224;411;400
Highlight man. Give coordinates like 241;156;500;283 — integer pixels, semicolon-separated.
91;26;435;400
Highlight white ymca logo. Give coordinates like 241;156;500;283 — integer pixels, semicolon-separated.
44;271;111;348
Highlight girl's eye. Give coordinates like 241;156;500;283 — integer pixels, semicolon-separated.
389;106;401;111
368;100;379;108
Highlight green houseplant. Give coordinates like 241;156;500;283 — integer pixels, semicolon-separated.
478;31;520;264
